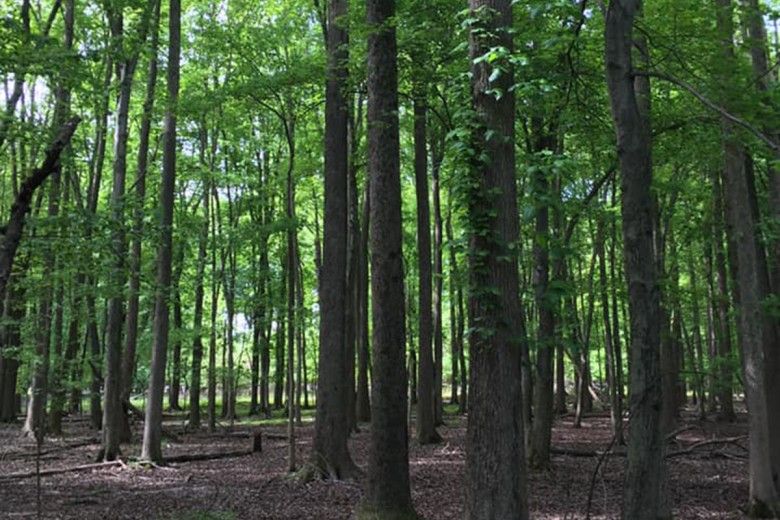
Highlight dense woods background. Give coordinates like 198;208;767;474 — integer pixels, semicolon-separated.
1;0;779;518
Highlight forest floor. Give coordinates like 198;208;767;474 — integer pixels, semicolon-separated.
0;404;751;519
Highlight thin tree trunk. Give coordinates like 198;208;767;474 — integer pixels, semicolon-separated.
356;177;371;423
413;89;440;445
141;0;179;463
122;0;161;437
189;176;208;429
597;217;623;443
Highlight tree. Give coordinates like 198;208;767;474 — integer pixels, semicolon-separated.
605;1;667;518
413;87;440;445
714;0;779;513
358;0;416;516
141;0;181;464
311;0;358;479
464;1;529;518
100;0;153;460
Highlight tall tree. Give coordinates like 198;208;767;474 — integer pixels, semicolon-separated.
464;0;528;518
358;0;416;516
605;1;667;518
714;0;779;513
100;0;152;461
413;87;440;445
122;0;161;435
311;0;357;479
141;0;181;463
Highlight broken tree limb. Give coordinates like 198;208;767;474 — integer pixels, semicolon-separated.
0;116;81;302
552;435;748;459
0;460;121;481
665;436;748;459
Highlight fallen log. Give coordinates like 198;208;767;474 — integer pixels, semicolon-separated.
163;450;256;464
551;447;626;458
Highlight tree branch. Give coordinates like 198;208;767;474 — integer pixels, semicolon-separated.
633;69;780;152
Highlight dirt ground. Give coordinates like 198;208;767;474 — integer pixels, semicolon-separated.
0;408;751;519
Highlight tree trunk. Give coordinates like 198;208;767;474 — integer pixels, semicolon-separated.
740;0;780;495
1;273;25;422
122;0;160;436
446;206;459;406
529;120;556;470
710;170;735;421
141;0;179;463
358;0;416;516
101;2;152;460
286;141;297;472
464;1;529;518
313;0;356;468
189;177;208;429
605;1;667;517
207;180;221;432
356;177;371;423
413;90;440;445
431;132;444;426
597;217;623;443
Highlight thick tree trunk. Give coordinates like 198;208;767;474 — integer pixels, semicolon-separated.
312;0;357;472
740;0;780;495
358;0;416;516
605;1;667;518
465;1;529;518
141;0;179;463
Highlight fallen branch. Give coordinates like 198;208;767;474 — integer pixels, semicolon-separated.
551;446;626;458
0;460;122;481
666;436;747;459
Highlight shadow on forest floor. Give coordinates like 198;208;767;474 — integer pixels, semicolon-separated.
0;405;751;519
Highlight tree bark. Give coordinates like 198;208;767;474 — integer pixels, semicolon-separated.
413;90;440;445
141;0;179;463
465;1;529;518
122;0;161;435
605;1;667;517
358;0;416;516
312;0;358;473
101;1;152;460
356;176;371;423
529;120;556;470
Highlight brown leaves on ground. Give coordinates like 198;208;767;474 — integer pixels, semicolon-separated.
0;410;750;519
